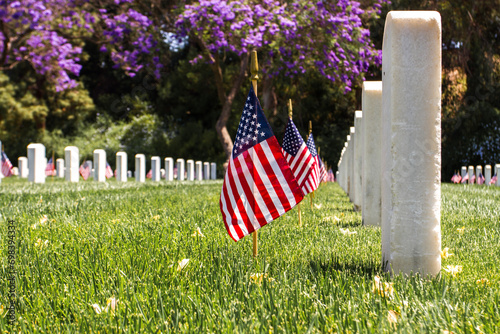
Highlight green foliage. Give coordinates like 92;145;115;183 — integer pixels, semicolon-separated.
0;181;499;332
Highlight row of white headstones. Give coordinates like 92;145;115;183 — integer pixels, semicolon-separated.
460;165;500;185
12;144;217;183
336;11;443;277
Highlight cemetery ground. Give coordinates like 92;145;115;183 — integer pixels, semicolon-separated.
0;180;499;333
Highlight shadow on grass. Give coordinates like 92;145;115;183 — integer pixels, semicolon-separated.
309;256;381;277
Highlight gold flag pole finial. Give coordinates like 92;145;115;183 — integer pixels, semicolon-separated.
251;50;259;258
250;51;259;94
309;121;312;135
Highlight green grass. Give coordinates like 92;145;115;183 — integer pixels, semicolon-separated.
0;179;499;333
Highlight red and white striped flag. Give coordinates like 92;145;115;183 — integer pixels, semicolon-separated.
79;161;91;180
490;174;497;185
281;118;319;195
45;157;56;176
220;86;304;242
318;155;327;183
305;133;321;190
105;162;114;179
477;172;485;185
461;173;469;184
146;169;152;179
1;150;13;177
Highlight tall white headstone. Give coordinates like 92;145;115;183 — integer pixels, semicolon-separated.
485;165;491;185
56;158;65;178
176;159;185;181
476;165;483;184
362;81;382;226
353;111;363;210
186;160;195;181
210;162;216;179
116;152;127;182
496;164;500;186
64;146;79;182
135;154;146;182
461;166;467;180
151;156;161;182
381;11;442;277
18;157;28;178
27;143;46;183
348;127;355;202
195;161;203;181
468;166;474;184
164;157;173;181
93;149;106;182
203;162;210;180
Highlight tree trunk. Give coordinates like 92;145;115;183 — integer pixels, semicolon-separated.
262;76;277;116
212;53;249;165
191;35;250;167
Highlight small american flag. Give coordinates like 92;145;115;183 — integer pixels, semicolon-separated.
461;173;469;184
281;118;319;195
146;169;152;179
305;133;321;190
1;151;13;177
105;162;114;179
470;174;476;184
451;173;462;184
45;157;56;176
318;155;327;183
220;86;304;242
79;161;91;180
477;172;485;185
327;169;335;182
490;174;498;185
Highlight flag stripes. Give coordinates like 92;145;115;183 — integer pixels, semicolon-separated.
221;137;302;242
1;151;13;177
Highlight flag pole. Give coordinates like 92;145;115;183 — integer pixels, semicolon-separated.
289;99;302;227
251;50;259;258
309;121;314;209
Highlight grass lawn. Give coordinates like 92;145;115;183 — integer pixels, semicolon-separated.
1;178;499;332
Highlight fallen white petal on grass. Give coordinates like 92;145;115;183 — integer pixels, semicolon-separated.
191;227;205;237
92;304;102;314
177;259;190;272
339;228;357;235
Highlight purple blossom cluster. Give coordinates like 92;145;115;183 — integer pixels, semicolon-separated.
176;0;388;92
0;0;161;91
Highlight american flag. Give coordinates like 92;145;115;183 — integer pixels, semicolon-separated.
45;157;56;176
305;133;321;190
1;151;13;177
327;169;335;182
220;86;304;242
281;118;319;195
79;161;91;180
490;174;498;185
146;169;152;179
477;172;485;185
105;162;114;179
451;173;461;184
470;174;476;184
318;155;327;183
461;173;469;184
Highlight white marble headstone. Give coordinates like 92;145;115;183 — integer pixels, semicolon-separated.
27;143;46;183
135;154;146;182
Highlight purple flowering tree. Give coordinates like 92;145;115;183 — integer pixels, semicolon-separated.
175;0;386;162
0;0;162;93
